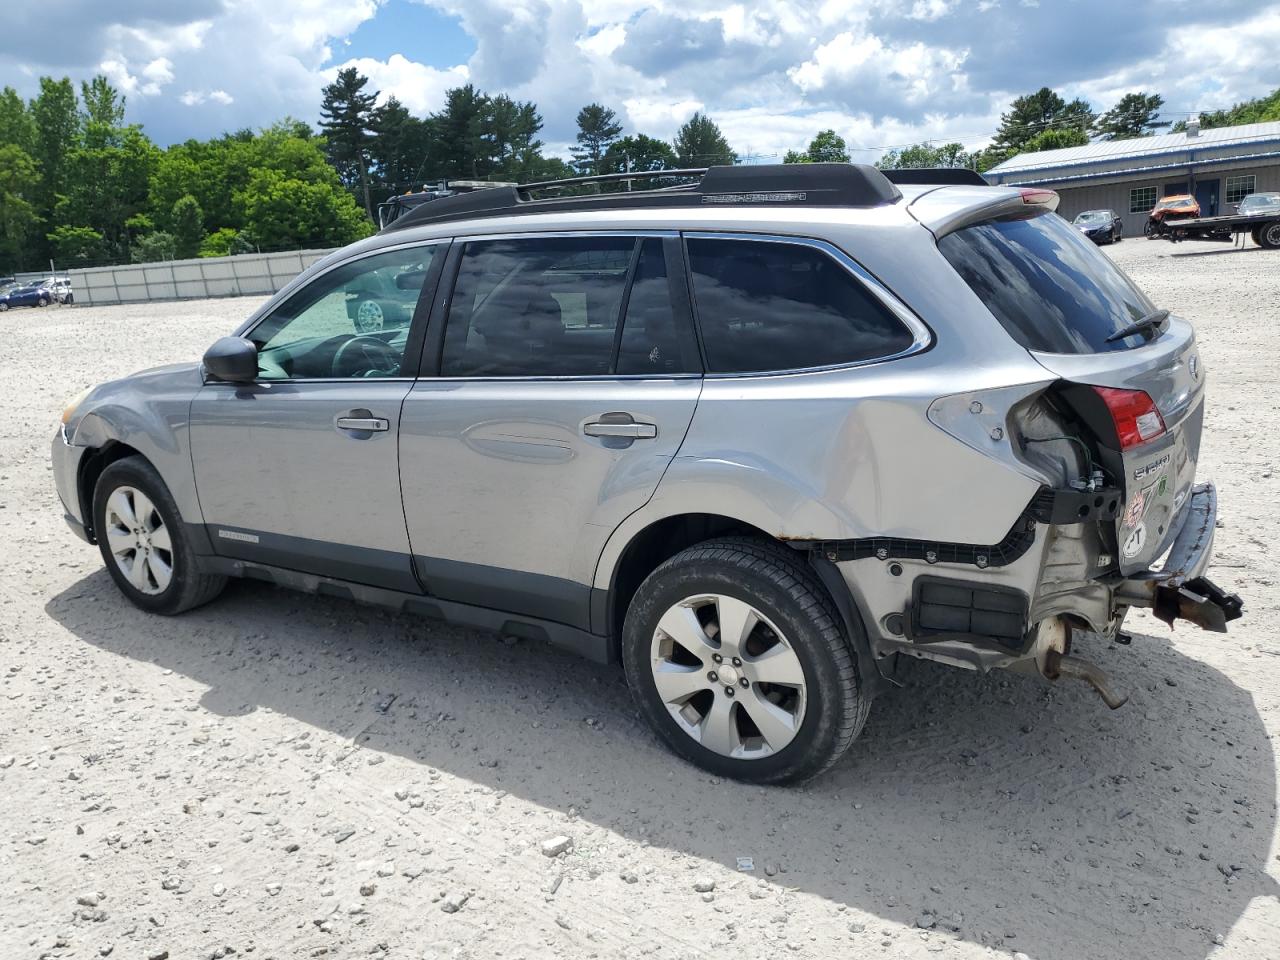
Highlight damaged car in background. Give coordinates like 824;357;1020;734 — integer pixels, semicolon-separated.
51;163;1243;783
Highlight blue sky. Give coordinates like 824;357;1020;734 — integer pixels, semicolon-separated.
0;1;1277;163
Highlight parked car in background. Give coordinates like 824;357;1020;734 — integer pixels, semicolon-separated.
1237;192;1280;217
1145;194;1200;238
1072;209;1123;244
38;277;73;304
0;283;53;310
52;163;1243;783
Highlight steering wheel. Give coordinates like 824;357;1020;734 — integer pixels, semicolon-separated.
330;335;401;378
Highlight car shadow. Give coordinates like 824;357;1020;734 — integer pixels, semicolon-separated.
1167;245;1267;257
46;572;1278;960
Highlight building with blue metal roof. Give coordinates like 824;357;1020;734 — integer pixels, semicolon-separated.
985;118;1280;239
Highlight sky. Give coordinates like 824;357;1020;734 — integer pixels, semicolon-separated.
2;0;1278;164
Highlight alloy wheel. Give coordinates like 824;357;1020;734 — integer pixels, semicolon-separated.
649;593;807;759
103;485;173;595
355;299;385;333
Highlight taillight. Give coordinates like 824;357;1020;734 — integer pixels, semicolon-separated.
1092;386;1166;450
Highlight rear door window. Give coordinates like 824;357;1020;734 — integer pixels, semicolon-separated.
443;236;629;377
685;237;916;374
937;212;1157;353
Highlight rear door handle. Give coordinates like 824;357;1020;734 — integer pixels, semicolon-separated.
584;419;657;439
336;416;389;432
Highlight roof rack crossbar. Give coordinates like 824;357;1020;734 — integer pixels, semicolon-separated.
518;168;707;194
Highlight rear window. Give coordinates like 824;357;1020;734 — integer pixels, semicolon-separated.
937;212;1157;354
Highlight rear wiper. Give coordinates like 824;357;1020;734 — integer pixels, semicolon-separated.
1106;309;1170;343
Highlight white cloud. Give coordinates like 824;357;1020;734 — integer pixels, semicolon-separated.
180;89;235;107
328;54;470;114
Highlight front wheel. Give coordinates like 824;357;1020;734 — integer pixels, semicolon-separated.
1260;222;1280;250
37;296;49;307
622;538;869;784
0;301;8;311
353;298;385;333
93;456;226;614
1144;220;1159;239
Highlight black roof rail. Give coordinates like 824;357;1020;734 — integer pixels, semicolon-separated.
880;167;989;187
381;163;903;232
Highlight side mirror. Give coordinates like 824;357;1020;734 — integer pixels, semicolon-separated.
203;336;259;382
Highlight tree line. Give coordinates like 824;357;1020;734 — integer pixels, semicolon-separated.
1;69;1277;273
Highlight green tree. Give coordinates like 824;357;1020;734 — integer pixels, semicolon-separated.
429;84;492;179
784;129;850;164
484;95;545;180
199;227;251;258
1093;92;1164;140
239;167;373;249
0;87;37;155
58;123;159;260
319;67;378;219
0;144;39;272
81;75;126;134
131;230;177;263
673;112;735;166
369;96;432;193
876;141;974;170
171;194;203;259
1175;87;1280;131
571;103;623;175
30;77;80;260
990;87;1095;156
48;225;104;262
600;134;678;174
1022;127;1089;152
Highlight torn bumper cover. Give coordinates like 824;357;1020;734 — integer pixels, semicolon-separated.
1114;482;1244;632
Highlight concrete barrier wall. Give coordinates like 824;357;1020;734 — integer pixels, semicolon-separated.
62;248;336;306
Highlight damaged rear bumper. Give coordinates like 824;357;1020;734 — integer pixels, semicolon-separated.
1113;482;1243;632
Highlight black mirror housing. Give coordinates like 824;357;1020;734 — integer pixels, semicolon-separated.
395;268;427;290
203;336;259;382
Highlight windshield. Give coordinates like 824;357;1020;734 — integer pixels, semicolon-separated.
1239;193;1280;214
1073;211;1111;224
937;211;1158;354
1156;196;1193;209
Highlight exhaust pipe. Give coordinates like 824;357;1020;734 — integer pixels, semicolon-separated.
1044;650;1129;709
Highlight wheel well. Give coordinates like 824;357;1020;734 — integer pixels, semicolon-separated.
607;513;787;649
77;441;144;541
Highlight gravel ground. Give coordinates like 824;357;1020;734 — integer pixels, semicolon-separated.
2;238;1279;960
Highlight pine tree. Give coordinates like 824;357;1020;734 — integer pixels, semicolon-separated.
1093;92;1165;140
319;67;378;219
673;112;735;167
990;88;1095;155
571;104;623;175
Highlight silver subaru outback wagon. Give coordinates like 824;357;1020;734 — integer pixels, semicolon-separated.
52;164;1242;783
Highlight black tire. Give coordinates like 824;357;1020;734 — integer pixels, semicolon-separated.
1111;226;1121;243
37;296;49;307
93;455;227;615
1144;220;1158;239
622;537;870;784
1260;221;1280;250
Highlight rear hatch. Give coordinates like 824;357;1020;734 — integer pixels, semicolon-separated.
935;206;1205;574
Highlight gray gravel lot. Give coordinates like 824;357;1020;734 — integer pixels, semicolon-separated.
2;239;1278;959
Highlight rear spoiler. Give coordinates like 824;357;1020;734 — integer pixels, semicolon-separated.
881;168;988;187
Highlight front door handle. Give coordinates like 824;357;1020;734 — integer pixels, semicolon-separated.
336;416;389;432
584;414;657;440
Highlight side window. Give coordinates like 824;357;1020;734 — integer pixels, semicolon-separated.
686;237;915;374
616;238;700;375
250;244;438;380
442;236;633;377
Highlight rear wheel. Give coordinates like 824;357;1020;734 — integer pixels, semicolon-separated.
622;537;869;784
93;456;226;614
353;298;385;333
1260;222;1280;250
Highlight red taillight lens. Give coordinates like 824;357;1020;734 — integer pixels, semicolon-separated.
1093;386;1166;450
